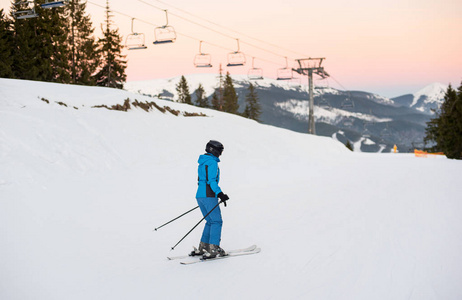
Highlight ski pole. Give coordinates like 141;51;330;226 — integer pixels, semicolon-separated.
153;205;200;231
170;200;223;250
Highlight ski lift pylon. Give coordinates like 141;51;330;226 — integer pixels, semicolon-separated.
13;1;38;19
194;41;212;68
126;18;147;50
227;39;246;67
248;57;263;80
153;10;176;45
277;57;293;80
41;0;69;9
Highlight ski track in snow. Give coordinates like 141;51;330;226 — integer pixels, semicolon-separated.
1;78;462;300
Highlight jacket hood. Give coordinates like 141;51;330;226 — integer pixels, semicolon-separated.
198;153;220;165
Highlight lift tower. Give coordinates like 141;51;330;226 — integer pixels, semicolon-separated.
293;58;330;135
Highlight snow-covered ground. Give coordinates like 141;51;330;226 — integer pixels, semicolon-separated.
1;78;462;300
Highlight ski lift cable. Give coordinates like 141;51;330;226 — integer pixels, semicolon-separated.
151;0;310;58
87;0;134;20
329;74;351;93
87;1;236;53
137;0;296;63
137;0;236;40
87;1;287;68
88;1;230;51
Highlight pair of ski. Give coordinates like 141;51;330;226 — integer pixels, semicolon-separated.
168;244;261;265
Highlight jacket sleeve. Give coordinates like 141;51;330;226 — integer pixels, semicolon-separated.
207;161;222;195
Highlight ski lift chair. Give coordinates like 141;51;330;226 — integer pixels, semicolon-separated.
227;39;246;67
248;57;263;80
194;41;212;68
248;68;263;80
126;33;148;50
13;1;38;19
277;68;293;80
14;8;38;19
277;57;293;80
343;117;354;127
194;53;212;68
380;124;391;140
318;96;331;110
41;0;69;9
362;123;371;138
126;18;147;50
153;10;176;45
341;97;355;109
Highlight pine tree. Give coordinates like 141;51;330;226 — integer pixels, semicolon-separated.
194;83;209;107
10;1;71;82
176;75;192;104
211;92;220;110
94;0;127;89
424;83;462;159
42;4;71;83
67;0;99;85
243;83;261;121
222;72;239;114
0;9;14;78
10;2;45;80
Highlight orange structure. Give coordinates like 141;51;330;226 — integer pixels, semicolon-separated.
414;149;445;157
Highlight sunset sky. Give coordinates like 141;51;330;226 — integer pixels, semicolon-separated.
2;0;461;97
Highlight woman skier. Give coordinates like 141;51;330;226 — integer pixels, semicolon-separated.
192;140;229;259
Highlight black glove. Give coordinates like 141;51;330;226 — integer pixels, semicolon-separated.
217;192;229;207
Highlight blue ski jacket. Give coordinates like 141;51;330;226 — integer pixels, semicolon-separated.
196;153;222;198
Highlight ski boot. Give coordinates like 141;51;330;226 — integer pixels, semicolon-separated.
190;241;209;257
202;244;227;259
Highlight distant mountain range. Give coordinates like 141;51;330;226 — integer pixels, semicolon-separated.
124;74;447;153
392;82;447;114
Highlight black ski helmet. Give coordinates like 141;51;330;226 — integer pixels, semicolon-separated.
206;140;224;157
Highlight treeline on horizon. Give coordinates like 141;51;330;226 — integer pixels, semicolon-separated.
0;0;126;88
176;74;262;122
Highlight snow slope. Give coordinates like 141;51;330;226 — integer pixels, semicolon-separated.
1;78;462;300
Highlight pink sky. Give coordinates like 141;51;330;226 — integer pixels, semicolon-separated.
2;0;461;97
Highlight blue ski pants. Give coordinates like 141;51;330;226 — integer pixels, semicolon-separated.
197;197;223;246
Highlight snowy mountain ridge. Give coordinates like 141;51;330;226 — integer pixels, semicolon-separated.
126;74;447;112
411;82;447;112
